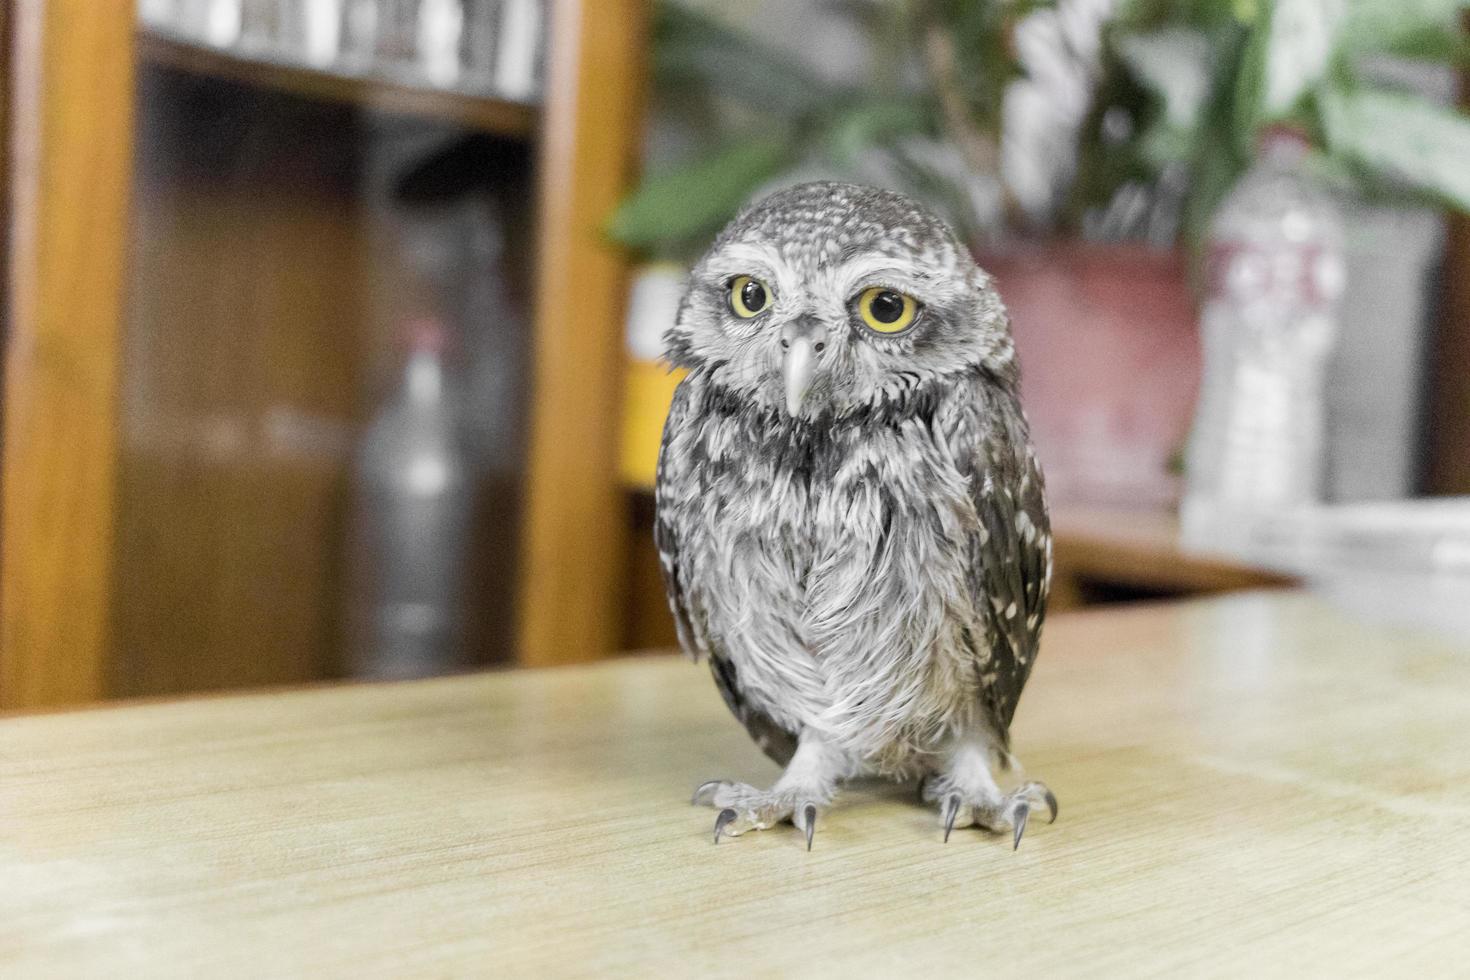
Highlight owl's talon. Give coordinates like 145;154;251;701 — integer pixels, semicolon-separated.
928;773;1056;847
713;808;738;844
916;775;930;804
693;777;830;846
1010;780;1058;824
692;780;726;806
942;793;962;844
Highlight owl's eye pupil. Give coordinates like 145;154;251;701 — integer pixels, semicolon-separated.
869;291;905;324
741;280;767;312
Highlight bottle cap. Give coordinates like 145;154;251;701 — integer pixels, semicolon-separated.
401;316;451;355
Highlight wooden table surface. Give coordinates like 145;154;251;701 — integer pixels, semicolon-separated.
4;592;1469;977
1048;506;1296;607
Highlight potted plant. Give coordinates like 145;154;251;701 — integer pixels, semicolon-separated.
609;0;1055;254
610;0;1470;506
1083;0;1470;505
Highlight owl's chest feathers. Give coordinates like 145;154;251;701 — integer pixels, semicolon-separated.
675;397;987;760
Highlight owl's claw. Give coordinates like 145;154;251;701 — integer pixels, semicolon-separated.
942;793;961;843
713;807;738;844
1041;786;1059;824
926;778;1056;848
693;779;825;849
1012;802;1030;850
692;780;727;806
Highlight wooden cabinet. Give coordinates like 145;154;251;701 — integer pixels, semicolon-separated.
2;0;648;709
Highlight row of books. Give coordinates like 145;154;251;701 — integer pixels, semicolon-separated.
139;0;545;102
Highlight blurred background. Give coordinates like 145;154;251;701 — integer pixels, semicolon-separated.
3;0;1469;710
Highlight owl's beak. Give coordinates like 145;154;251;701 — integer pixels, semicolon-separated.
781;317;824;416
784;336;815;416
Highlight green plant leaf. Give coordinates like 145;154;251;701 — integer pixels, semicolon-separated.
608;140;797;251
1138;120;1199;166
1231;13;1270;154
1321;86;1470;210
653;3;842;121
1368;24;1470;65
1180;113;1247;262
1337;0;1470;60
820;99;934;167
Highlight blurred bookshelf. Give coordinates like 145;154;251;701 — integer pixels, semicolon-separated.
136;29;539;138
1;1;650;709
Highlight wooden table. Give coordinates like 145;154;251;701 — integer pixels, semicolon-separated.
1048;506;1296;608
4;592;1468;976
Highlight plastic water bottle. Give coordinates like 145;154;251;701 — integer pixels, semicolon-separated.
342;317;473;679
1181;128;1346;554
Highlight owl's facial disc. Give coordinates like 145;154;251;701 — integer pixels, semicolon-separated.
779;315;826;416
665;184;1018;417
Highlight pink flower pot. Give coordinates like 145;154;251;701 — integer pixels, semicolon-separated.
976;242;1200;509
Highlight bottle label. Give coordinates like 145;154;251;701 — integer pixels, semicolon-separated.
1206;239;1345;311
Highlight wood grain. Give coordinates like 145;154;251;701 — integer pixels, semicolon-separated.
3;592;1468;976
1432;209;1470;493
1;1;10;321
1;1;137;708
517;0;649;667
1428;220;1470;493
1426;16;1470;494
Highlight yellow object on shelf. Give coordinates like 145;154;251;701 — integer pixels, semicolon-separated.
620;359;685;488
619;264;688;489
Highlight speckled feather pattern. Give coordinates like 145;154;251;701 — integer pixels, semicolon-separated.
655;183;1051;778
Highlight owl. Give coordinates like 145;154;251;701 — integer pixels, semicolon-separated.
655;182;1056;850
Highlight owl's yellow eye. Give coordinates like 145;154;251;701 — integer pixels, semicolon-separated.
857;287;919;334
729;275;772;318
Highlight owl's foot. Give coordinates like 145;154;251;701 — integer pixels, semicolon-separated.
692;780;821;849
692;731;848;849
924;740;1056;848
923;777;1057;847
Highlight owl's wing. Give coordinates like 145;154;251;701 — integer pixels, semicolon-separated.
654;381;701;657
957;376;1051;741
654;380;799;767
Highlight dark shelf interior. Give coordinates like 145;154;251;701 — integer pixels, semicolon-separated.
136;29;540;140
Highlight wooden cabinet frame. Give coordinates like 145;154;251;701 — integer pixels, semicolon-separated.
1;0;647;708
518;0;647;667
2;0;136;707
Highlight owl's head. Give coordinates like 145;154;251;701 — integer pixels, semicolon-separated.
665;182;1015;419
